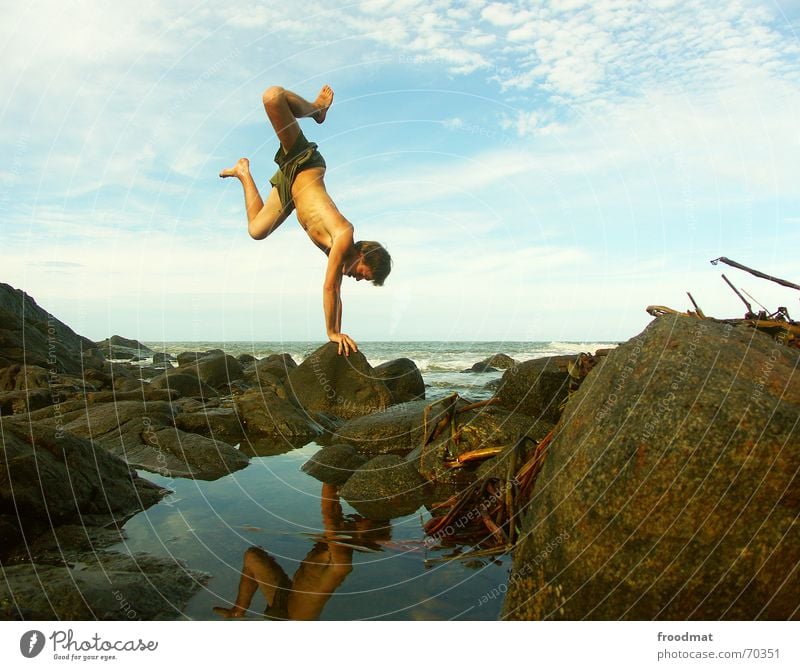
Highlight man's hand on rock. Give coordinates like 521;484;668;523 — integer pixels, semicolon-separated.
329;332;358;356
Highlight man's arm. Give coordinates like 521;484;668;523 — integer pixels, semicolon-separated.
323;228;357;356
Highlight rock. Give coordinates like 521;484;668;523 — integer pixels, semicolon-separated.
235;388;321;454
373;358;425;403
474;420;554;481
482;353;518;370
0;389;53;415
333;400;429;455
83;388;179;404
153;352;176;365
181;352;244;389
82;368;113;390
286;343;392;419
503;316;800;620
176;349;224;367
95;335;153;360
0;418;165;539
340;455;431;520
408;405;554;484
301;444;368;485
114;377;148;393
244;354;297;387
462;362;498;373
149;369;219;399
494;355;575;423
0;548;207;620
25;399;248;480
105;361;135;378
145;428;249;479
0;364;53;391
174;407;245;445
0;283;104;375
237;353;257;364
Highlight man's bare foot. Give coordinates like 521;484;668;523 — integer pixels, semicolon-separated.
312;85;334;124
212;605;246;618
219;157;249;179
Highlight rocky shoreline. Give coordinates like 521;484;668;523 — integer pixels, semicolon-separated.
1;281;797;620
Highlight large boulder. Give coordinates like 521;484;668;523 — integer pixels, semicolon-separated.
235;388;321;454
494;355;575;423
285;343;392;419
372;358;425;403
339;455;432;520
503;316;800;620
0;283;104;374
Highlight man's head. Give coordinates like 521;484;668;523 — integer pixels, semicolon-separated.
351;240;392;286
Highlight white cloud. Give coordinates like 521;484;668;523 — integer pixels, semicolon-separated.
481;3;532;27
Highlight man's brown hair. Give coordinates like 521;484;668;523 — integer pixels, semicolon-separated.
354;240;392;286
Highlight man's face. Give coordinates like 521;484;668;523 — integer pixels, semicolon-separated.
345;258;373;282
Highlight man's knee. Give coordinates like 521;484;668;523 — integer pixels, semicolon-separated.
262;86;285;110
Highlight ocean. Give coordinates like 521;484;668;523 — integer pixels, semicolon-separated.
142;339;616;400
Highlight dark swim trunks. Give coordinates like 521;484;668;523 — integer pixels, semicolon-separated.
269;130;326;214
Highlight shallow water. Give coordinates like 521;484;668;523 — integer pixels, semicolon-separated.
114;444;511;620
114;340;615;619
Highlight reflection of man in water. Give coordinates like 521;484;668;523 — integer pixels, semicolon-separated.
213;483;389;620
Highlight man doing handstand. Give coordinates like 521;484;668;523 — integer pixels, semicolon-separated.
220;84;392;356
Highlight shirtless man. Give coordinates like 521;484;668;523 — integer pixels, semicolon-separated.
220;84;392;356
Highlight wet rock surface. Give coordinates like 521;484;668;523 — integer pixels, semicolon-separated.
503;316;800;620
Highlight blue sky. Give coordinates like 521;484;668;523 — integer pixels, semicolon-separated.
2;0;799;343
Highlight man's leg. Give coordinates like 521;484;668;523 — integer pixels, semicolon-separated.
219;85;333;238
219;158;288;239
212;547;288;618
262;84;334;152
